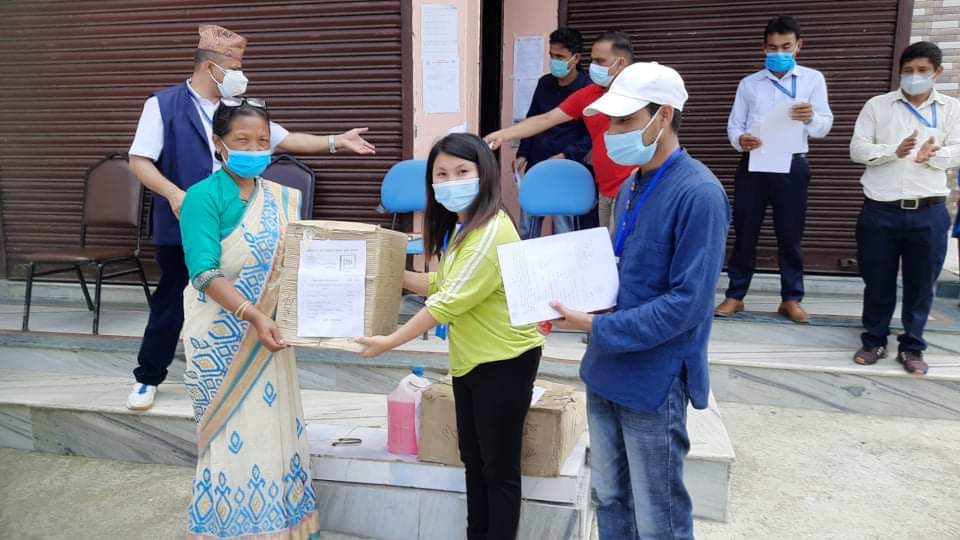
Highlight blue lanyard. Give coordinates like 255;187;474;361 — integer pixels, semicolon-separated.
435;231;452;341
613;148;684;258
769;75;797;99
189;94;214;128
900;100;937;129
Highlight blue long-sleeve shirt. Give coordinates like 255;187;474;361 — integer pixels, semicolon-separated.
580;150;731;413
517;71;592;167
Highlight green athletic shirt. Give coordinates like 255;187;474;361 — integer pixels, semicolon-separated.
426;210;544;377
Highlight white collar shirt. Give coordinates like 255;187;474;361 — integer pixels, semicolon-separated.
850;89;960;201
727;65;834;153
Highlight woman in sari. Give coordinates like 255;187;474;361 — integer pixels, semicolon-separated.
179;97;321;539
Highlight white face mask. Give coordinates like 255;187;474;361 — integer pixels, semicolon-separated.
901;73;934;97
210;63;248;98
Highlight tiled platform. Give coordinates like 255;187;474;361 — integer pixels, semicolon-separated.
0;368;735;529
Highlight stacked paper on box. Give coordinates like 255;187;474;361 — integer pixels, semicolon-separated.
277;220;408;349
418;379;587;477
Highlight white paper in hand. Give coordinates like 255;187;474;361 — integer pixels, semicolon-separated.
748;103;804;174
497;227;619;326
297;239;367;338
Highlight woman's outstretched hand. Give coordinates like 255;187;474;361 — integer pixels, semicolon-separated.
355;335;394;358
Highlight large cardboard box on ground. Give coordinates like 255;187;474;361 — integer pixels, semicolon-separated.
276;220;408;348
418;378;586;477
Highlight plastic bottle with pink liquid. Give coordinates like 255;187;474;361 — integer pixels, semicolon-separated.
387;366;431;455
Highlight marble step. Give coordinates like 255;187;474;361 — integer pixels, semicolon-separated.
709;320;960;420
0;368;735;523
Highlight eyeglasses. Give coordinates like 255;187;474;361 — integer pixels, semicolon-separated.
220;96;267;109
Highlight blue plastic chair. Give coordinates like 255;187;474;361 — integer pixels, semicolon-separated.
519;159;597;228
380;159;427;255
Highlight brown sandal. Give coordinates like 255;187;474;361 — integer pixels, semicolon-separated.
853;346;886;366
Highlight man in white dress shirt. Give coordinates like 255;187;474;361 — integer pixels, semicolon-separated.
715;16;833;323
125;25;375;410
850;41;958;375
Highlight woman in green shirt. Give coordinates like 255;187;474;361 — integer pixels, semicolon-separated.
358;133;544;540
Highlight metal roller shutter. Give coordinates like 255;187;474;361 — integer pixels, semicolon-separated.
562;0;912;273
0;0;410;281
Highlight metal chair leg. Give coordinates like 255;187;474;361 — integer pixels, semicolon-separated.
75;266;94;311
134;258;152;308
92;264;105;335
21;262;36;332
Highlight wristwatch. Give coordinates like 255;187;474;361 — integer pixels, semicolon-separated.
329;134;338;154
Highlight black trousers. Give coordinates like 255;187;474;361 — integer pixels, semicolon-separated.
452;347;541;540
133;245;188;386
856;200;949;352
725;154;810;301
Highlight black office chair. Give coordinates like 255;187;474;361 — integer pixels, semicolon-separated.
263;154;316;219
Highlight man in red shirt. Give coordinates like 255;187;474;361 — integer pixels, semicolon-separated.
485;31;636;230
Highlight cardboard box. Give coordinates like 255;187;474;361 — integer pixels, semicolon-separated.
277;220;408;348
418;378;586;477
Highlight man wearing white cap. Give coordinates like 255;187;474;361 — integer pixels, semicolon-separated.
550;62;729;539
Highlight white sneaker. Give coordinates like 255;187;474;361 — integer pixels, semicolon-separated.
126;383;157;411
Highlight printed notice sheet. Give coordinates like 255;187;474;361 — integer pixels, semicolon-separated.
512;35;545;121
497;227;619;326
297;240;367;337
421;4;460;113
748;103;804;174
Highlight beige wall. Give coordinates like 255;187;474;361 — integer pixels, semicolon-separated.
498;0;561;220
412;0;482;158
410;0;482;267
912;1;960;216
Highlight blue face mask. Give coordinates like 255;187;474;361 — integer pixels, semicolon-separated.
433;177;480;213
589;63;614;87
765;52;796;73
223;146;272;178
604;111;664;166
550;57;573;78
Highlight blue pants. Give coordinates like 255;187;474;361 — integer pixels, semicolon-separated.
588;377;693;540
726;155;810;301
519;212;577;240
134;245;188;386
856;200;949;352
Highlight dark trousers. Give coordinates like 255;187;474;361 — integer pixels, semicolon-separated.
133;245;188;386
452;347;541;540
856;200;949;352
726;154;810;302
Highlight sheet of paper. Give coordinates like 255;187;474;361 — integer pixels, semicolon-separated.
420;4;458;62
297;240;367;338
497;227;620;326
447;122;467;134
512;77;539;122
512;35;545;121
421;4;460;114
513;36;545;79
423;59;460;113
748;103;804;173
530;386;546;407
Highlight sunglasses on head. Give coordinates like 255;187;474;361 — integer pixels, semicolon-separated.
220;96;267;109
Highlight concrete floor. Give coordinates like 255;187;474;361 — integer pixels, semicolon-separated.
2;401;958;540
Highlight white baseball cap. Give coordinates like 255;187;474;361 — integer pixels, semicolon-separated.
584;62;688;117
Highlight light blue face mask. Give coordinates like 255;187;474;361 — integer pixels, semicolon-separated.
550;57;573;78
765;52;796;73
433;177;480;213
604;110;664;166
589;62;614;87
223;146;272;178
